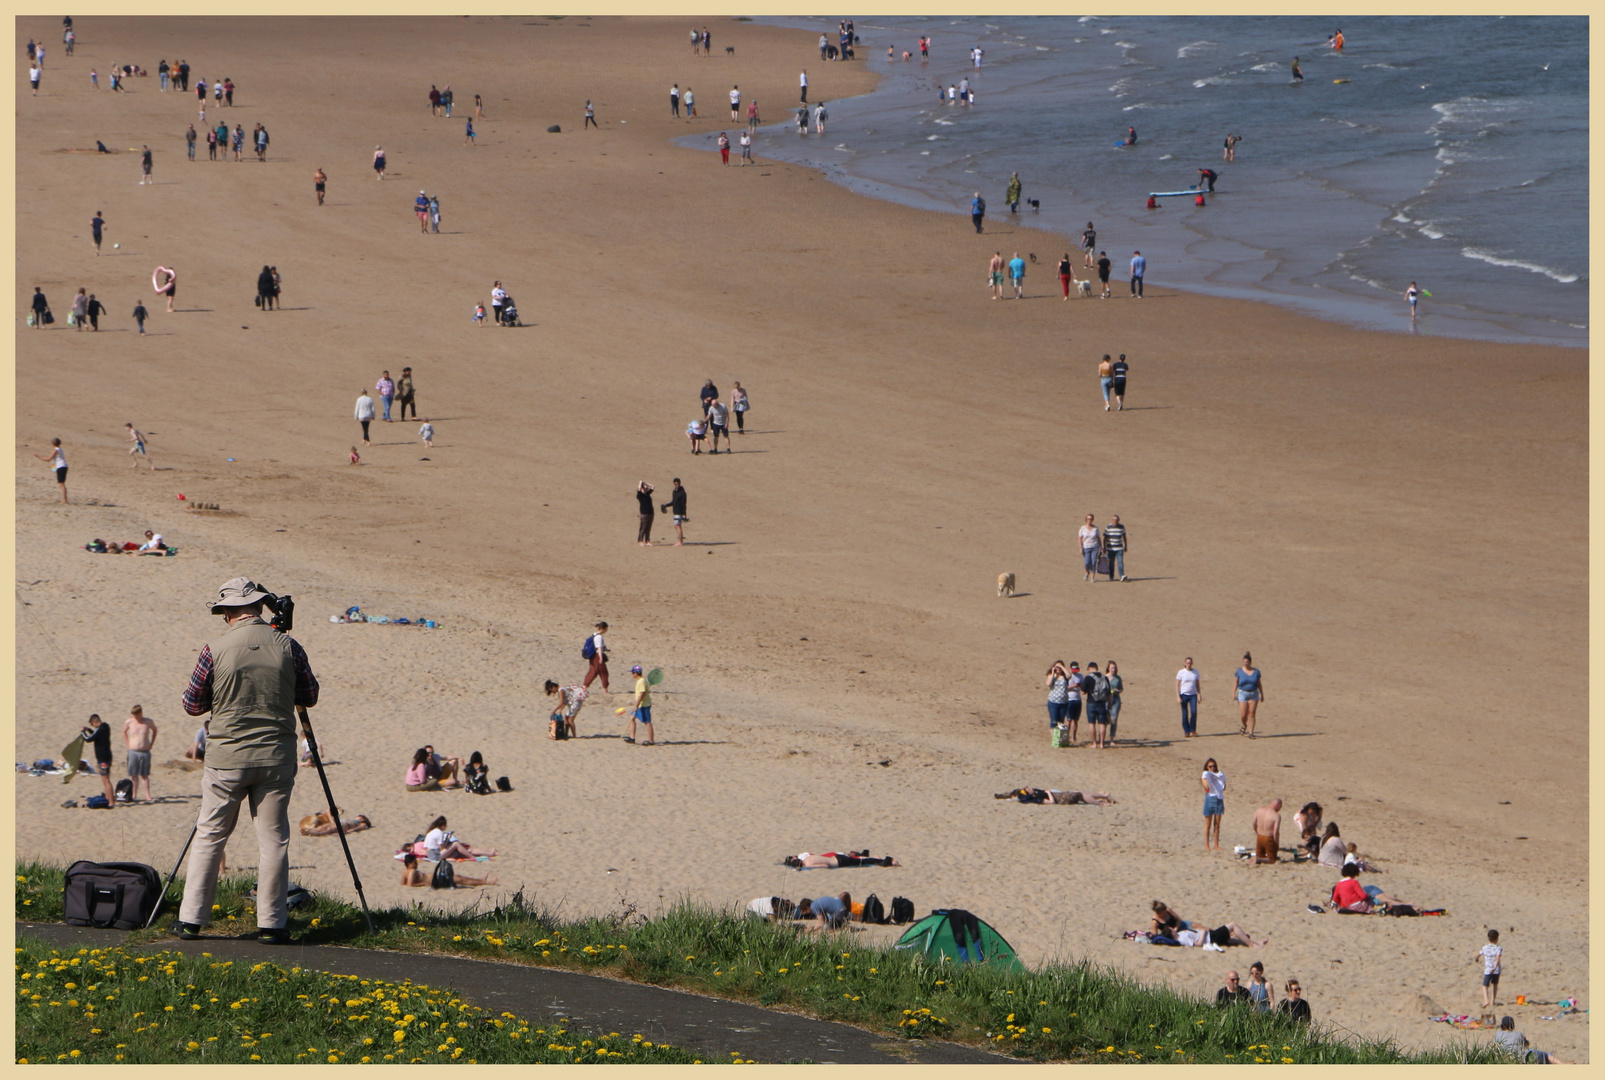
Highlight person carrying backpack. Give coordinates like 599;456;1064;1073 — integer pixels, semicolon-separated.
1085;662;1112;748
582;621;610;692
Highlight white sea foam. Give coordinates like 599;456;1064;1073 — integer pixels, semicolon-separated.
1157;153;1173;160
1193;75;1230;88
1078;15;1099;22
1035;46;1050;51
927;134;940;140
1362;62;1399;69
920;150;931;155
1177;40;1217;59
1250;62;1281;72
1461;248;1579;283
1115;41;1138;49
1417;223;1446;240
1121;102;1154;111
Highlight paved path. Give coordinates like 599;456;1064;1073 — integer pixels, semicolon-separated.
19;923;1013;1065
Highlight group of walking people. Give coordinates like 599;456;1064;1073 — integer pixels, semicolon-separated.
1044;659;1123;748
1177;653;1265;739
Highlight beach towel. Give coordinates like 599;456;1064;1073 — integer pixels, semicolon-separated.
60;736;84;784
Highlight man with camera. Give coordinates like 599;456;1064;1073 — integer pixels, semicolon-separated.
171;578;318;944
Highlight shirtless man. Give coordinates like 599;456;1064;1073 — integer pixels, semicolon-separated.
988;251;1005;300
122;705;158;802
1251;798;1283;864
126;423;154;470
313;166;327;206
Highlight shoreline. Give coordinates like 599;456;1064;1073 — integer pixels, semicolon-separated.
13;15;1588;1062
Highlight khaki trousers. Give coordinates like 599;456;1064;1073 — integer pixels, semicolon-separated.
180;763;297;929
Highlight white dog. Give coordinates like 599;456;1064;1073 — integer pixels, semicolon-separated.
997;572;1016;598
1075;279;1094;298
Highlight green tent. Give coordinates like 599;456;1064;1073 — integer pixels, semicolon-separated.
893;909;1024;972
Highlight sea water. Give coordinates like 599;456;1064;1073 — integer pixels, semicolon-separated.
724;16;1586;347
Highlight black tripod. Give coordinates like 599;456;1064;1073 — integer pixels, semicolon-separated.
146;707;374;935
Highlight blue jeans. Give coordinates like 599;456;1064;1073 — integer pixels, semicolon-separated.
1131;274;1144;297
381;394;393;421
1082;546;1099;573
1107;550;1124;580
160;72;169;90
1179;694;1198;735
1047;701;1069;728
1101;376;1113;403
1106;696;1121;739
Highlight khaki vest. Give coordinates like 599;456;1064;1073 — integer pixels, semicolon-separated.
205;616;297;770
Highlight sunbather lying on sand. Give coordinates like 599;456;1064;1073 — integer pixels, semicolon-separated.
995;787;1116;805
1169;922;1267;948
299;811;371;837
783;850;900;869
400;852;497;888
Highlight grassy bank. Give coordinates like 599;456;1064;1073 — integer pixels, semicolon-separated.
17;861;1500;1064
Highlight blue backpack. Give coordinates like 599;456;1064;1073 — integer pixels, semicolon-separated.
581;636;596;660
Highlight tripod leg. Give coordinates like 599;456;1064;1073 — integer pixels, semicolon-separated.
298;707;375;935
146;822;198;929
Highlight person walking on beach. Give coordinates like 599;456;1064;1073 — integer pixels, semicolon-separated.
354;388;374;446
1005;172;1022;214
397;367;416;421
313;166;326;205
796;108;808;135
1406;281;1421;322
376;371;395;422
29;286;48;329
739;130;752;164
729;84;741;121
464;117;477;145
1058;254;1075;299
730;381;749;431
415;190;430;233
706;397;730;452
636;480;655;546
70;288;88;330
1201;757;1225;850
988;251;1005;300
690;26;700;56
491;281;507;324
429;195;441;232
1251;798;1282;864
254;124;269;161
1130;250;1146;298
123;705;158;803
1176;657;1201;737
661;477;688;546
1236;653;1264;737
33;438;68;502
132;300;148;335
140;145;153;185
429;85;441;115
1008;252;1026;299
1103;515;1128;581
127;423;154;470
1099;354;1115;409
718;132;730;165
84;294;104;331
746;98;759;132
257;266;277;311
971;192;986;233
29;61;40;96
232;125;245;162
820;34;829;60
800;69;808;103
158;267;176;313
1105;660;1124;741
1081;222;1098;268
583;621;610;691
186;124;198;160
1111;354;1129;409
670;83;680;116
373;146;386;180
699;378;719;416
583;100;597;129
1476;929;1503;1010
1078;513;1101;582
1096;251;1112;298
1085;662;1112;748
626;664;656;745
419;418;433;448
684;87;695;117
1045;661;1072;736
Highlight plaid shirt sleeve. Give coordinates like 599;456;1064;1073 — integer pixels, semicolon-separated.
182;638;319;714
182;645;214;716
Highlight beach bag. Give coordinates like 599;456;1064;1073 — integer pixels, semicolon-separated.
496;776;512;792
1385;903;1419;917
86;795;111;809
26;313;35;327
114;778;133;802
1051;724;1069;748
1096;551;1112;576
861;894;886;925
581;636;596;660
430;859;455;890
254;294;262;308
42;310;55;325
1089;674;1110;703
890;896;915;924
66;312;76;326
548;715;568;741
63;860;161;930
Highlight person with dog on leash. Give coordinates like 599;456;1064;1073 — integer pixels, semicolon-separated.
171;578;320;945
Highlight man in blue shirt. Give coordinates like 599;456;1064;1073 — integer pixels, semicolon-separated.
91;211;106;255
1130;250;1146;299
970;192;985;233
1007;252;1026;299
811;892;850;930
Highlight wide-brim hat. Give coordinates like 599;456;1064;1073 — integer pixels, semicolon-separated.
210;576;273;614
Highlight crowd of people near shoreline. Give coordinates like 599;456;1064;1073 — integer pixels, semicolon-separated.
19;18;1535;1053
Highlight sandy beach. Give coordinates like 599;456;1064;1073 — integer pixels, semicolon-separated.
13;16;1587;1060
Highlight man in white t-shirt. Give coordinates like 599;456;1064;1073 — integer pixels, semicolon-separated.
1078;513;1101;582
799;69;808;103
1176;657;1201;737
729;85;741;121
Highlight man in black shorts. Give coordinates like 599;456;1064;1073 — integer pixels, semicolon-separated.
81;714;115;804
1096;251;1112;299
1111;353;1128;409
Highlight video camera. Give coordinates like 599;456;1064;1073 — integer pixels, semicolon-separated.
266;593;295;634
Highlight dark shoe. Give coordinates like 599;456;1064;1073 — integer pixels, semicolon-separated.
622;737;635;744
169;921;202;940
254;928;295;946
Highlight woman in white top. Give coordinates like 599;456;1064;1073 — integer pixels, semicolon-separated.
1200;758;1225;850
32;438;68;503
423;815;496;861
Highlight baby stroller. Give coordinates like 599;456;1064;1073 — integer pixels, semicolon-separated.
500;296;520;327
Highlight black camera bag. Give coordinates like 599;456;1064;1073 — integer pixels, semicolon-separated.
63;860;163;930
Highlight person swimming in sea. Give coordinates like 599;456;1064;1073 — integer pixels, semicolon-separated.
1292;56;1304;81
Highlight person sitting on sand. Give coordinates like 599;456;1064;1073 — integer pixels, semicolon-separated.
400;852;497;889
1150;900;1188;937
1495;1016;1570;1064
1342;842;1381;873
136;530;169;555
405;747;444;791
1317;822;1346;868
994;787;1116;805
1328;862;1404;913
783;850;899;869
809;892;852;930
424;815;496;860
1293;802;1323;860
300;811;371;837
463;751;492;794
183;722;207;761
423;744;461;788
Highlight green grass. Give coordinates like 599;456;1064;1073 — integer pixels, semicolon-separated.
14;935;710;1064
17;861;1502;1064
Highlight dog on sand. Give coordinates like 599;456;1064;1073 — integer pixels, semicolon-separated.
997;572;1016;598
725;45;735;56
1075;279;1094;298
